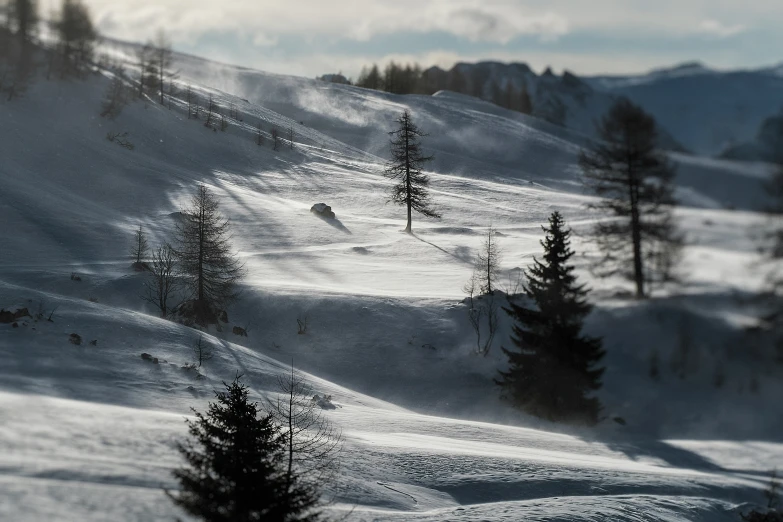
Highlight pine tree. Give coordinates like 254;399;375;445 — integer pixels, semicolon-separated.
175;185;244;326
55;0;96;77
580;98;681;298
168;376;319;522
384;110;440;233
497;211;605;424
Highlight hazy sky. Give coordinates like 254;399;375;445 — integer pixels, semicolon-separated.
82;0;783;79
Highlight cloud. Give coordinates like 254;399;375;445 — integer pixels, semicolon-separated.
446;8;569;43
697;20;746;38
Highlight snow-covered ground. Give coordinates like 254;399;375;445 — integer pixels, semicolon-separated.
0;50;781;521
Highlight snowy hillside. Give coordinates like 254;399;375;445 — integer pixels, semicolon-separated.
1;45;781;521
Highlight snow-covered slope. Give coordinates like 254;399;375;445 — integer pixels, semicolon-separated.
1;49;781;521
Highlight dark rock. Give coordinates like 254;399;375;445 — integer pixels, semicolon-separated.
1;308;30;323
12;322;18;328
69;333;82;345
152;357;159;364
141;352;153;361
89;340;97;346
310;203;336;219
613;416;627;426
219;310;229;323
232;326;248;337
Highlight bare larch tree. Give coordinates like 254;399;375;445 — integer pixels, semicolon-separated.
143;243;179;318
579;98;681;298
384;109;440;232
130;224;149;268
151;29;176;105
268;365;342;508
175;185;244;326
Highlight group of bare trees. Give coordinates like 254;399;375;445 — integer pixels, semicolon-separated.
135;185;245;327
0;0;96;101
134;30;176;105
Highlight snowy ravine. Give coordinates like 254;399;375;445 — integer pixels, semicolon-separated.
0;48;781;521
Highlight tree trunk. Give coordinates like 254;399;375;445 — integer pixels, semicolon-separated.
629;181;644;298
404;119;412;233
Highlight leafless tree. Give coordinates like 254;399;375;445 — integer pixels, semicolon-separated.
143;243;179;318
268;365;342;505
204;94;217;128
130;224;149;268
185;85;198;119
151;29;177;105
271;127;280;150
256;120;264;145
463;274;499;356
100;74;129;119
134;42;155;98
192;335;213;368
475;226;501;295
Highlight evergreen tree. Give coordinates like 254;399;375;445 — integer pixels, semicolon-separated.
168;376;319;522
175;185;244;326
579;98;681;298
384;110;440;233
497;211;605;424
9;0;37;45
56;0;96;77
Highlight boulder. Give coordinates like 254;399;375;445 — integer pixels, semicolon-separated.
310;203;335;219
68;333;82;345
141;352;153;361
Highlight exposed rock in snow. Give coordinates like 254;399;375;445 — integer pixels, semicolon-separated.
311;203;335;219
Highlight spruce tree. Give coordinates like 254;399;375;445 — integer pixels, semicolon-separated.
168;376;319;522
175;184;244;326
384;109;440;233
497;211;605;424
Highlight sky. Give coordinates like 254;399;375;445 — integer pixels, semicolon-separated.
81;0;783;79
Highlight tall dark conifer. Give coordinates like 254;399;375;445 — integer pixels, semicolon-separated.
384;110;440;233
580;98;681;298
175;185;244;325
497;211;605;424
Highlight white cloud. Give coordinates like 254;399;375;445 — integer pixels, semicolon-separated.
697;19;745;38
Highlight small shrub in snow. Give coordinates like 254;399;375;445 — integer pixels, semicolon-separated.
68;333;81;345
105;131;135;150
232;325;248;337
297;315;308;335
70;272;82;282
193;335;213;368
